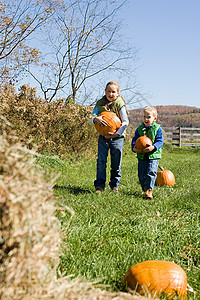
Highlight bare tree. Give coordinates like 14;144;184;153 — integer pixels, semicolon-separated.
0;0;60;83
26;0;137;103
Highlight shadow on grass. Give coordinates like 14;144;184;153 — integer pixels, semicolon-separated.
121;190;143;198
54;184;92;195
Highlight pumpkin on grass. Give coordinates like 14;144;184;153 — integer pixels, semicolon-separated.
155;165;176;186
124;260;187;299
135;136;152;150
95;111;121;137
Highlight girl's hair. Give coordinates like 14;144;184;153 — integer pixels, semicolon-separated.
105;81;120;92
144;106;157;118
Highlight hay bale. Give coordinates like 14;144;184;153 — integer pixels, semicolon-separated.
0;116;61;299
0;115;148;300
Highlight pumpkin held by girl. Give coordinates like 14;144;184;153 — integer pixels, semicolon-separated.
94;111;121;137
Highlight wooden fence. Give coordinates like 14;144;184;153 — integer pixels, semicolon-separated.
162;127;200;147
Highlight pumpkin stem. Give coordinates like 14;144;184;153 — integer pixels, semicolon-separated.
158;164;164;171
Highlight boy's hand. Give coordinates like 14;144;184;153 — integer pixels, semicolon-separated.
133;145;155;153
132;146;143;153
143;145;155;153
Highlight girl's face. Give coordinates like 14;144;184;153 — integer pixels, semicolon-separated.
143;111;157;127
105;84;119;102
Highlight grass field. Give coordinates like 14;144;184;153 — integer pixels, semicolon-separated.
37;143;200;299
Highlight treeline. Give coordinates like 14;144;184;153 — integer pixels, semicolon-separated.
128;105;200;128
0;84;96;157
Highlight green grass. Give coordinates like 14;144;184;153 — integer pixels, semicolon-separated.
37;144;200;298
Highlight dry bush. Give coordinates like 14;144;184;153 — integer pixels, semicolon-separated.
0;84;98;157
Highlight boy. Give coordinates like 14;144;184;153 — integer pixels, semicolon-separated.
131;106;163;199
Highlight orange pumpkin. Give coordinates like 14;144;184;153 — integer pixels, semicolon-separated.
95;111;121;137
124;260;187;299
155;167;176;186
135;136;152;150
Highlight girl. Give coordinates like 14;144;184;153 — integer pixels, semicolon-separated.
90;81;129;192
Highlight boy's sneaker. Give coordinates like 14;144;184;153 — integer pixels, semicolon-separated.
144;189;153;199
112;188;118;192
95;187;104;193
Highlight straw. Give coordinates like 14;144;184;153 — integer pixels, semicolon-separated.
0;115;147;300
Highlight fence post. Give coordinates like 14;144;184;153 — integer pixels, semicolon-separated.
179;127;182;147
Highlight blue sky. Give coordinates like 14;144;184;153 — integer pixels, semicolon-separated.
120;0;200;108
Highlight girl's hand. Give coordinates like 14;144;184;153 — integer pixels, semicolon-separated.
94;116;108;126
105;132;120;139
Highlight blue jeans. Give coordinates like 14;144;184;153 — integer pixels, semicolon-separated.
94;135;124;190
138;158;159;191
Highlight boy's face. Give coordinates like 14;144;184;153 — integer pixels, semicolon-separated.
143;111;157;127
105;84;119;102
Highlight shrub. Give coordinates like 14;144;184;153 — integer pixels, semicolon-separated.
0;84;98;157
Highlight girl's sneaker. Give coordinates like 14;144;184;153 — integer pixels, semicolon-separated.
95;187;104;193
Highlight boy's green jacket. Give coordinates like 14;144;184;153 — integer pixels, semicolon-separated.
137;121;162;160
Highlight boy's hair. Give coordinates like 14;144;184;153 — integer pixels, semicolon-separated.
144;106;157;118
105;81;120;92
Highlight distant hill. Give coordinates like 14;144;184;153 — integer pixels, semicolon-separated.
128;105;200;128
